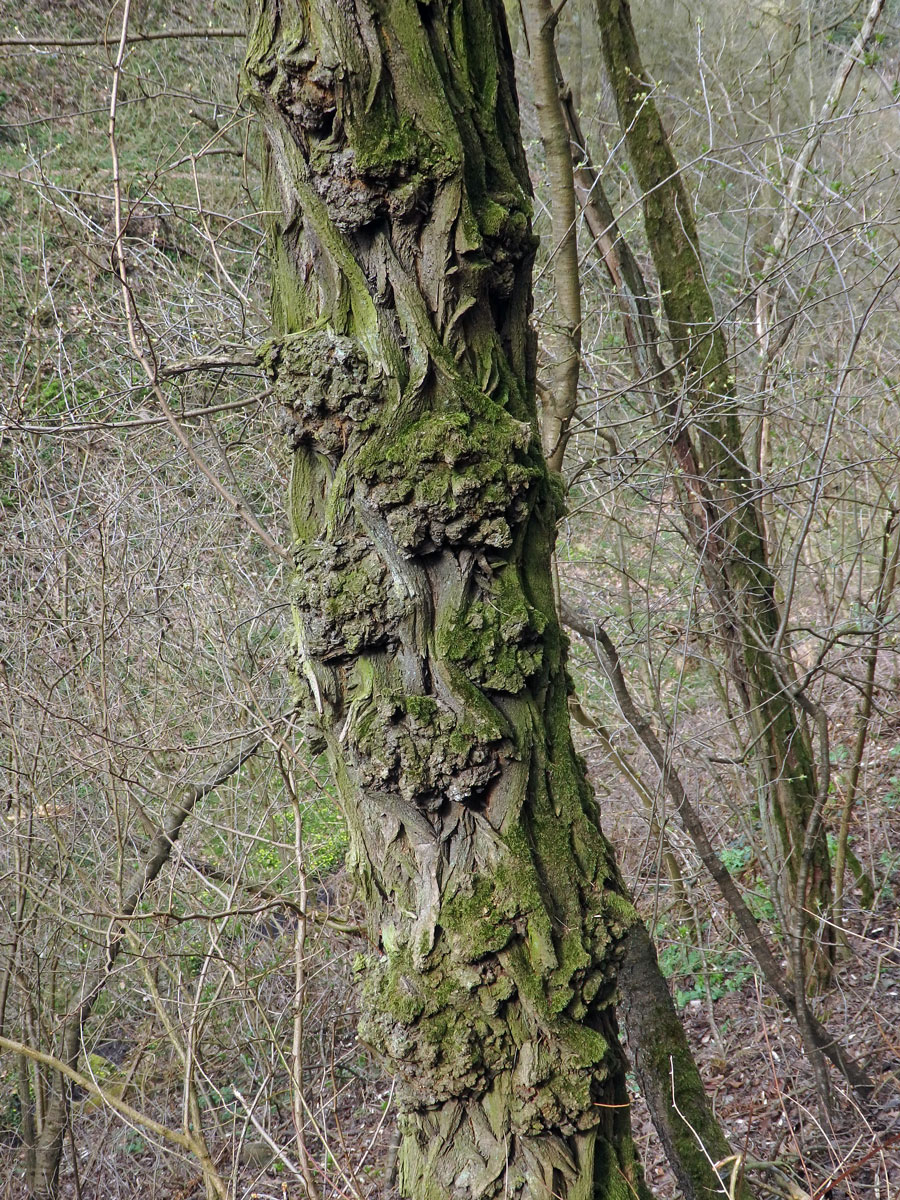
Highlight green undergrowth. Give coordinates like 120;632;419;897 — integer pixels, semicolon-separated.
657;928;757;1010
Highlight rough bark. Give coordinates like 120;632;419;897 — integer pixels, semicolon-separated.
593;0;834;988
244;2;652;1196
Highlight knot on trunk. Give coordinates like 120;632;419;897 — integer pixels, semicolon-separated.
359;400;538;555
292;536;411;659
265;330;384;456
440;563;548;693
351;692;507;809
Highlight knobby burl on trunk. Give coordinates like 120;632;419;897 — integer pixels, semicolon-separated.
244;1;650;1196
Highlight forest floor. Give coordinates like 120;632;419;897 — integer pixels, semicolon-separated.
583;666;900;1200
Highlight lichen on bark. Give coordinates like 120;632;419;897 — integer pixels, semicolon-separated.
245;1;652;1195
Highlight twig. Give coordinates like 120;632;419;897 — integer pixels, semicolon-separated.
562;602;875;1096
160;350;260;376
809;1130;900;1200
8;392;269;436
107;18;288;562
283;756;322;1200
833;507;899;932
668;1057;743;1199
231;1087;311;1188
0;1033;192;1151
0;28;244;49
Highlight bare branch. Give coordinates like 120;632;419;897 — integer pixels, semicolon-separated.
0;28;244;49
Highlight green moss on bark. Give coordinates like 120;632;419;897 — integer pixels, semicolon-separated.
439;564;547;692
358;396;539;554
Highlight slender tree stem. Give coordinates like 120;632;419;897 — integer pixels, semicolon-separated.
562;602;873;1097
521;0;583;472
833;509;899;937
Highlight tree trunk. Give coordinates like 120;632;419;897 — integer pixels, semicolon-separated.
618;924;754;1200
593;0;834;989
244;2;652;1196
